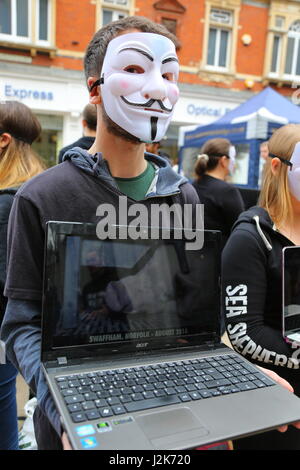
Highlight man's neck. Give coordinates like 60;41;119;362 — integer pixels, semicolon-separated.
88;126;147;178
83;128;96;138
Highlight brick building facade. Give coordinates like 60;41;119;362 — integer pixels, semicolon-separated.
0;0;299;166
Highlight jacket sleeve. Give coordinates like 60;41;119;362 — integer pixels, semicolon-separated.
0;299;61;436
0;194;61;436
0;193;14;287
222;227;300;370
0;194;15;322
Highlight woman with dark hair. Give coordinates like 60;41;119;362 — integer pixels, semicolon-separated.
192;138;244;248
0;100;45;450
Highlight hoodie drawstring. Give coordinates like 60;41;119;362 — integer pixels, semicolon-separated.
92;153;102;173
253;215;273;251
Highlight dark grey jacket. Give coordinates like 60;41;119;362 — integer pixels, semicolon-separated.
0;149;200;448
0;188;18;324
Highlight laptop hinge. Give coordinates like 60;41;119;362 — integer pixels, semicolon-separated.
57;356;68;366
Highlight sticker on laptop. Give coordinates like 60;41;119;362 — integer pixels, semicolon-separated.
112;417;134;426
80;436;98;449
76;425;96;437
96;422;112;433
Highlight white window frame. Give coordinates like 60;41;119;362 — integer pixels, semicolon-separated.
100;0;131;28
205;7;233;72
210;8;232;26
206;26;231;71
101;8;127;26
103;0;129;5
269;34;282;77
36;0;51;46
283;23;300;80
0;0;32;43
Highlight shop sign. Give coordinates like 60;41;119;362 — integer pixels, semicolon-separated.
4;84;54;101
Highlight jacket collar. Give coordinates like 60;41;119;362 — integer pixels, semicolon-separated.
63;147;188;198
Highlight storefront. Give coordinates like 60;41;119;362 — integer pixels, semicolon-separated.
0;64;251;168
162;85;250;164
0;63;89;168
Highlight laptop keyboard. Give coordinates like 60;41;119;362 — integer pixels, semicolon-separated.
55;354;275;423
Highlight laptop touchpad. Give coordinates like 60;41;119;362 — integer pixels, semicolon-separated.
136;407;209;449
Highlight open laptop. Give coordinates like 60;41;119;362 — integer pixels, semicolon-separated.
283;246;300;346
41;222;300;450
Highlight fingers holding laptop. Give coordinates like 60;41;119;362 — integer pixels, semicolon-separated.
62;431;72;450
258;366;300;432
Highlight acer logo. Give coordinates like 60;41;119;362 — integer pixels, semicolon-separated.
136;343;149;348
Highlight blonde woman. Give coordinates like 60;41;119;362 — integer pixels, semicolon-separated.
222;123;300;449
0;100;44;449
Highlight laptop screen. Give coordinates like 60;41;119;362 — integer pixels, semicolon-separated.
283;246;300;345
42;223;221;360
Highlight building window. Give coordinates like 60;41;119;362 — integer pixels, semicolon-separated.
206;8;232;69
38;0;50;42
0;0;52;45
271;35;281;74
104;0;129;5
284;21;300;77
101;0;130;27
161;18;177;37
0;0;30;40
275;16;285;29
102;9;126;25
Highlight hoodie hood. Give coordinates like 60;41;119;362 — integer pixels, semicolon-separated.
232;205;275;251
63;147;188;198
233;206;274;231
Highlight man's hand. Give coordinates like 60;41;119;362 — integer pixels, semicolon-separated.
258;366;300;433
62;431;72;450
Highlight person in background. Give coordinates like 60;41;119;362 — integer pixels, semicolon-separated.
222;124;300;449
258;140;269;187
0;100;45;450
145;141;172;165
192;138;245;249
58;104;97;163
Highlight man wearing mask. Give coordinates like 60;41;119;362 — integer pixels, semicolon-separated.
0;16;199;450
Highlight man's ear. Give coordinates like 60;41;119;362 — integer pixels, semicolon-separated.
0;132;12;149
87;77;102;105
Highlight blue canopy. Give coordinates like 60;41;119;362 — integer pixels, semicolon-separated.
216;86;300;125
180;87;300;187
183;87;300;147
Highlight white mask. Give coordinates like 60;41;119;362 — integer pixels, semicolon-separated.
99;32;180;143
287;141;300;201
228;145;236;175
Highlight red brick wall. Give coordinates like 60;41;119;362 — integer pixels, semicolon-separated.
0;0;295;99
21;0;95;70
236;4;269;76
55;0;95;53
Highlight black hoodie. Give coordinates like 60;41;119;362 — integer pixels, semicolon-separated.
222;206;300;449
222;206;300;393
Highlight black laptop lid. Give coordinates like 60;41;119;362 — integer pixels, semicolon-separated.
41;222;221;362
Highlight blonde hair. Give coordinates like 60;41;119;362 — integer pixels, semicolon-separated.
259;123;300;227
0;101;45;190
